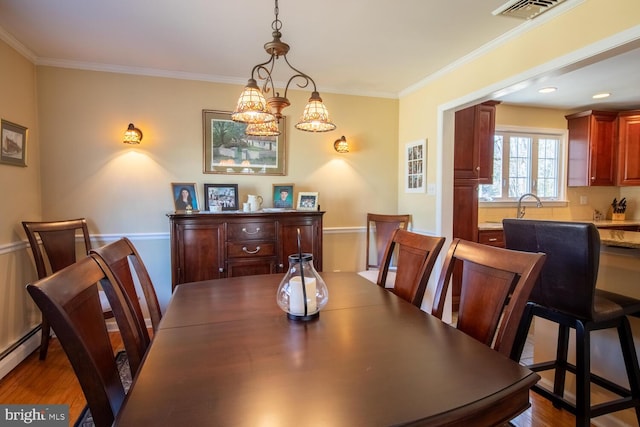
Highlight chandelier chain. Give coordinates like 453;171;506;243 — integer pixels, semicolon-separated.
272;0;282;32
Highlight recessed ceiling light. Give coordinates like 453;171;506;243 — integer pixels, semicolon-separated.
592;92;611;99
538;87;557;94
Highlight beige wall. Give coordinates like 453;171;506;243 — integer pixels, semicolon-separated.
0;41;41;355
36;68;399;232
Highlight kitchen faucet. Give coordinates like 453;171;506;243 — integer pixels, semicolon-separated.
516;193;543;219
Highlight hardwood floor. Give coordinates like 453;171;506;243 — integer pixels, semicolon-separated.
0;334;581;427
0;333;124;424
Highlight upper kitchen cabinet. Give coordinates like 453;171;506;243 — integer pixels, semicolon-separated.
617;110;640;186
566;110;618;186
454;101;499;183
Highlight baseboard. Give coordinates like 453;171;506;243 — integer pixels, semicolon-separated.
0;331;40;380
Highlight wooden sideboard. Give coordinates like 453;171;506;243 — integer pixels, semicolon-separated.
168;211;324;290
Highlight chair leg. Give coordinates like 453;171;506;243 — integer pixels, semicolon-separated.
574;321;591;427
617;317;640;423
510;303;534;362
39;315;50;360
552;323;570;405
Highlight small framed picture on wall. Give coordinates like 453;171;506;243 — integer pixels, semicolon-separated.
171;183;199;211
1;119;28;167
405;139;426;193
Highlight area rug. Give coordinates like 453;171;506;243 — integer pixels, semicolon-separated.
73;351;132;427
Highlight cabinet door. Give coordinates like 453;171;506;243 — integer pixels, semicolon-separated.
617;111;640;186
567;111;618;186
454;102;497;183
279;218;322;273
174;223;224;287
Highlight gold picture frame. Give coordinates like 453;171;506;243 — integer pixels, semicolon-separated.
1;119;28;167
202;110;286;175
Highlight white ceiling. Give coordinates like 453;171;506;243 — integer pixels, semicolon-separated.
0;0;638;110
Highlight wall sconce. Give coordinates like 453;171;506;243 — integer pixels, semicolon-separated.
333;136;349;153
123;123;143;144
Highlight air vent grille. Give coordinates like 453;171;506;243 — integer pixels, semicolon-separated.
492;0;568;20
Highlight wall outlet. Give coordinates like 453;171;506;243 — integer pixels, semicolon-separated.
580;196;588;205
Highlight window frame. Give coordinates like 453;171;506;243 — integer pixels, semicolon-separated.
479;125;569;205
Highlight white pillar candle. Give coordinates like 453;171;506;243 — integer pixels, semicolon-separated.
289;276;317;315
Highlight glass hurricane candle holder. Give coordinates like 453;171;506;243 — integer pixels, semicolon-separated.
276;253;328;321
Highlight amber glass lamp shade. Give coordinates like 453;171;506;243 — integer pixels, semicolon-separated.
245;121;281;136
123;123;143;144
334;136;349;153
232;79;276;124
294;92;336;132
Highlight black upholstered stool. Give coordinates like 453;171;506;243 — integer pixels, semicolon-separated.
503;219;640;427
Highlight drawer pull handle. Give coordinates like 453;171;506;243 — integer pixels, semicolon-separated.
242;246;261;254
242;227;261;235
488;238;498;242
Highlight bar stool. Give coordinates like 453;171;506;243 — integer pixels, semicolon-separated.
503;219;640;427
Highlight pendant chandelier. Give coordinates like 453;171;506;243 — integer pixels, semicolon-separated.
232;0;336;135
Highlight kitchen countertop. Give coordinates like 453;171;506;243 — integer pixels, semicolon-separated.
477;219;640;249
479;219;640;231
598;229;640;249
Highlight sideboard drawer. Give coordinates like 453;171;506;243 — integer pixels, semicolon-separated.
227;222;276;240
227;242;276;258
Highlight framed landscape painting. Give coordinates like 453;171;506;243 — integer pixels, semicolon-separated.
202;110;286;175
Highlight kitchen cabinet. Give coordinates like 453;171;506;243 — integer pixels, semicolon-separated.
617;110;640;186
477;229;505;248
169;211;324;290
566;110;618;186
454;101;499;183
452;101;499;310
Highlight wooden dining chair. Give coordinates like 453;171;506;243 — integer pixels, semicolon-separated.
22;218;113;360
358;213;411;285
91;237;162;376
431;238;546;359
26;256;130;427
376;228;445;307
365;213;411;270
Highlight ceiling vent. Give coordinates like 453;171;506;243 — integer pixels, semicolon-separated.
492;0;568;20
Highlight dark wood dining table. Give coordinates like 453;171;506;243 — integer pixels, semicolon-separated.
114;272;539;426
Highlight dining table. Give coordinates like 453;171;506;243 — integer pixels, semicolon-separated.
114;272;539;426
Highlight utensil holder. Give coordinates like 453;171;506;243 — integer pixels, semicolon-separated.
612;213;626;221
